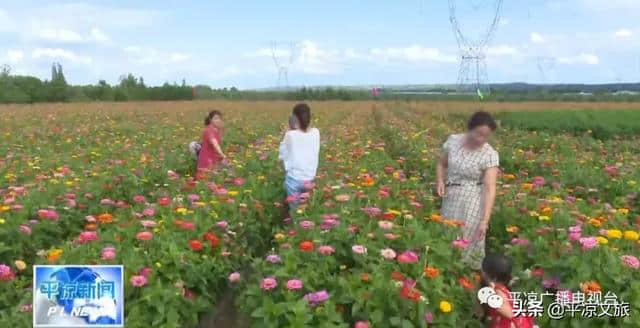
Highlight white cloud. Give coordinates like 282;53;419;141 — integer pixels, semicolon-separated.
247;41;457;75
614;28;633;38
37;27;84;43
557;53;599;65
90;28;111;43
170;53;190;62
32;48;93;64
7;50;24;62
487;45;518;56
530;32;546;44
369;45;457;63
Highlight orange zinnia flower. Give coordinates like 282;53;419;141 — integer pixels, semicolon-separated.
459;276;475;290
299;241;314;252
84;223;98;231
97;213;113;224
47;249;63;263
361;273;370;283
580;281;601;295
424;266;440;279
430;214;443;222
391;271;405;281
361;176;375;187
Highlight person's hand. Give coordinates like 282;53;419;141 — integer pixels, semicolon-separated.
475;222;488;241
436;180;446;197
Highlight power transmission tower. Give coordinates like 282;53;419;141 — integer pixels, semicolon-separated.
448;0;503;96
270;41;299;89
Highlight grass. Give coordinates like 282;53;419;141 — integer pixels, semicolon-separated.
497;109;640;139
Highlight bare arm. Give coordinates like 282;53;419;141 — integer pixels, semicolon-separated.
209;137;226;159
436;152;448;196
481;167;498;226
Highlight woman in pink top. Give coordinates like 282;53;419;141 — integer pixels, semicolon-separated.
196;110;226;179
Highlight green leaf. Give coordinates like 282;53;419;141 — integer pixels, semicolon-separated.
251;307;265;318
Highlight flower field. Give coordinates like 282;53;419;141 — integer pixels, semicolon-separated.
1;101;639;327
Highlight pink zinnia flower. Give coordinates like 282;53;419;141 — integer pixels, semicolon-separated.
397;251;419;263
286;279;303;290
304;290;330;306
188;194;200;202
228;272;241;283
621;255;640;269
352;245;367;255
132;195;146;203
37;209;59;220
424;312;434;324
378;221;393;230
354;321;370;328
78;231;98;244
232;177;245;186
533;176;545;187
140;220;156;228
136;231;153;241
19;225;32;235
139;267;152;277
216;221;229;229
299;220;315;229
317;245;335;255
130;275;147;287
0;264;15;281
452;238;470;249
568;225;582;233
260;277;278;290
100;199;115;206
579;237;598;250
568;232;581;242
142;208;155;217
511;238;530;246
101;247;116;260
380;248;396;260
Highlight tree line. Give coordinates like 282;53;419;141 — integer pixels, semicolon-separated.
1;63;639;104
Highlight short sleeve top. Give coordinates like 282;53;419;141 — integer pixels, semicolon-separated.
442;134;499;185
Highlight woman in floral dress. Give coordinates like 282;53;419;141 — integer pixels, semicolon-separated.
436;111;500;269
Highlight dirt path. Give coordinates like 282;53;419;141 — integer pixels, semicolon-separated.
198;289;249;328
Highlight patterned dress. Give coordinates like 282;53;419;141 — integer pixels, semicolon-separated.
441;134;499;269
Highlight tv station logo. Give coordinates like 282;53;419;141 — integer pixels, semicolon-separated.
33;265;123;327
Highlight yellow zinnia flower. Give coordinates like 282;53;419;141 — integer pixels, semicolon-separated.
606;230;623;239
439;301;452;313
623;231;639;241
14;260;27;271
617;208;629;215
538;215;551;221
596;237;608;245
506;225;519;233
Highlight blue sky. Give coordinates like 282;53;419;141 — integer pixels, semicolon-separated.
0;0;639;88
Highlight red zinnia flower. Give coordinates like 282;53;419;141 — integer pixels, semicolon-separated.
189;240;203;251
400;286;421;302
203;232;220;248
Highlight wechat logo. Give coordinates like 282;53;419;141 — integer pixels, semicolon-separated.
477;287;504;309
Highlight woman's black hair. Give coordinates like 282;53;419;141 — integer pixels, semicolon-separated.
467;111;497;131
204;110;222;126
292;103;311;131
481;253;512;286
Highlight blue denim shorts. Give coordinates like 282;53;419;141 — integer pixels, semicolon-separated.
284;175;306;198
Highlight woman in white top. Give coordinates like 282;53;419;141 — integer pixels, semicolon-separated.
279;103;320;213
